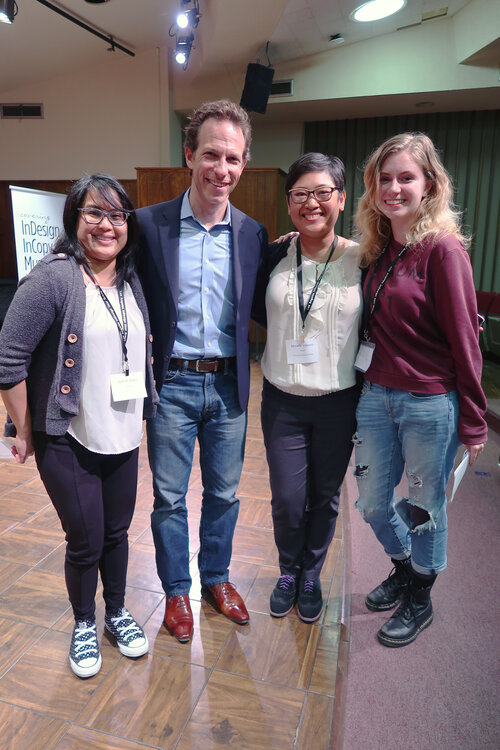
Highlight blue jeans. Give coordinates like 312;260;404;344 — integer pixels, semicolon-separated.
147;363;247;596
353;382;460;575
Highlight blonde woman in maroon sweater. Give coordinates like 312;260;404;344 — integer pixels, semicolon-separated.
353;133;487;647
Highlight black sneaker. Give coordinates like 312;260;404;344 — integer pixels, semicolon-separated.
365;558;411;611
69;619;101;678
270;575;297;617
104;607;149;658
297;579;323;623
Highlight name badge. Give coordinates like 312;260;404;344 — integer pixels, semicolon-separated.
354;341;375;373
286;338;319;364
110;371;147;402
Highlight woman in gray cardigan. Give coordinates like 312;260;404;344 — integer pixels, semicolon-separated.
0;174;158;678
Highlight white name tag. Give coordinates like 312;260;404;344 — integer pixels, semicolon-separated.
286;338;319;364
354;341;376;373
110;371;147;402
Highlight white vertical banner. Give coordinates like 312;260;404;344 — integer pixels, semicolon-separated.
9;186;66;280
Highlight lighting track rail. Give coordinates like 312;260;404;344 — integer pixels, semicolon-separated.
34;0;134;57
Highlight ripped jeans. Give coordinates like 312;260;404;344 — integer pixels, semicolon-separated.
353;382;460;575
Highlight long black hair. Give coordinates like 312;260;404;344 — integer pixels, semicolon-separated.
52;173;138;285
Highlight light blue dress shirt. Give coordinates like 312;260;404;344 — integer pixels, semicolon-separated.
172;191;236;359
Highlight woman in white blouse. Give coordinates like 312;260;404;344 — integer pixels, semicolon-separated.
253;153;362;622
0;174;157;678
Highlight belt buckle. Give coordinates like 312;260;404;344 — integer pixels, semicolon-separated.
195;359;203;372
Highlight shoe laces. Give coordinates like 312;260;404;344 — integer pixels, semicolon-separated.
277;575;295;591
106;607;143;643
303;579;315;594
72;620;98;657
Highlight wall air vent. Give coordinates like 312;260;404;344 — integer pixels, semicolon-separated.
270;79;294;98
1;104;44;119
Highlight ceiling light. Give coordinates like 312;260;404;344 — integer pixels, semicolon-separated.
0;0;17;24
175;33;194;67
175;1;200;31
352;0;406;23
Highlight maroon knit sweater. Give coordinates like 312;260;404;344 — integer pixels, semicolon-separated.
364;234;487;445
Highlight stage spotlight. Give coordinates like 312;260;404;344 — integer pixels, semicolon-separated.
0;0;17;24
175;33;194;67
176;1;200;30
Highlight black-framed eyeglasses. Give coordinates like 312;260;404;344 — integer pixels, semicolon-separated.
78;207;131;226
287;186;340;204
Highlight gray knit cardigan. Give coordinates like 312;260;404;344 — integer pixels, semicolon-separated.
0;252;158;436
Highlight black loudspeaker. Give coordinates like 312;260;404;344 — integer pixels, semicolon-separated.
240;63;275;114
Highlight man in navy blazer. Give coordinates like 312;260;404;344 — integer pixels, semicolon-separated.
137;100;268;642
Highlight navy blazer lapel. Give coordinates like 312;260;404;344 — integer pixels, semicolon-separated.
157;195;183;310
231;206;246;307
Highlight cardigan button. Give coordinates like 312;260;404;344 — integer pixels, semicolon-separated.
64;358;75;368
67;334;78;343
149;334;153;342
57;253;66;258
150;356;154;365
60;385;71;394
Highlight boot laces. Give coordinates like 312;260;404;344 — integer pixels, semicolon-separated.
303;579;315;594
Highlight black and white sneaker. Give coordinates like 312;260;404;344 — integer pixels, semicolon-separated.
69;619;102;678
104;607;149;658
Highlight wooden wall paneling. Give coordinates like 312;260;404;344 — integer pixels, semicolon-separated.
136;167;291;238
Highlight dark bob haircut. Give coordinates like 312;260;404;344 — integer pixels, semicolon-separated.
285;152;346;195
52;173;138;286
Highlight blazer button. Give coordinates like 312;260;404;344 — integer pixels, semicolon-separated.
67;333;78;343
64;358;75;368
60;385;71;394
170;322;176;328
149;334;153;342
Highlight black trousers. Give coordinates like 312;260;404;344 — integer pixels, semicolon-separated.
34;432;139;621
261;380;357;580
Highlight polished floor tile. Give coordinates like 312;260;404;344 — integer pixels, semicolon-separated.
79;655;209;748
176;670;305;750
0;568;70;626
215;611;320;690
0;703;68;750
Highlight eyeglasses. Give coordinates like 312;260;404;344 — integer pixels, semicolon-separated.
288;187;340;204
78;207;131;226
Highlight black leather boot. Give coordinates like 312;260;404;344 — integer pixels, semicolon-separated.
365;557;412;611
377;573;436;648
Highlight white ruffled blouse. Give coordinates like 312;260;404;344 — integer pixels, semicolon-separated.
261;237;362;396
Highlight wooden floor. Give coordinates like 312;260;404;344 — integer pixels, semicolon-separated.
0;362;346;750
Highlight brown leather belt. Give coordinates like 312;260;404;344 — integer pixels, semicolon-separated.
168;357;236;373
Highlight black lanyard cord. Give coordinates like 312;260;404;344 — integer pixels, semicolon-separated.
362;242;408;339
296;235;338;329
83;264;130;374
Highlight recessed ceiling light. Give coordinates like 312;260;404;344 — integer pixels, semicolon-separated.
352;0;406;23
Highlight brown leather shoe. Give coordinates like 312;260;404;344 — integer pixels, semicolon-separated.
202;582;249;625
164;595;193;642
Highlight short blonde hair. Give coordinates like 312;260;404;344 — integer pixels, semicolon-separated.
355;132;469;265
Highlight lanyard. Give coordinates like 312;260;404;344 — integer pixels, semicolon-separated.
362;242;408;340
83;264;130;375
296;235;338;330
